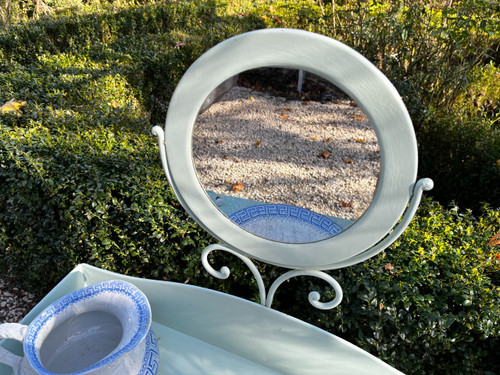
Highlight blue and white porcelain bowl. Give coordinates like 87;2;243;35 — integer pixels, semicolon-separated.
229;204;344;242
0;280;159;375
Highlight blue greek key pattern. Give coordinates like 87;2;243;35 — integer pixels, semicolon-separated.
139;330;160;375
25;280;151;375
230;204;342;237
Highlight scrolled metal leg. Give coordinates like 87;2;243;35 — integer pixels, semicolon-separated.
202;244;343;310
201;244;267;305
266;270;343;310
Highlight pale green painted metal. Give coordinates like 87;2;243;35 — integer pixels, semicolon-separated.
201;243;267;306
328;177;434;269
266;270;343;310
201;244;343;309
155;28;431;269
0;264;404;375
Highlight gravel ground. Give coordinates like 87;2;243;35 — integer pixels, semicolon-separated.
0;277;38;323
194;86;380;221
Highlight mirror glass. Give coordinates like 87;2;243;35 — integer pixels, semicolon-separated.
193;68;380;243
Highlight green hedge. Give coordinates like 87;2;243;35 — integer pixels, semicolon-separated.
0;122;213;292
0;1;265;124
274;199;500;374
418;63;500;212
0;0;265;293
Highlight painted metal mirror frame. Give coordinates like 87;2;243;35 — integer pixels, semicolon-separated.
153;28;432;270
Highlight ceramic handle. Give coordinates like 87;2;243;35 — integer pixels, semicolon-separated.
0;323;27;373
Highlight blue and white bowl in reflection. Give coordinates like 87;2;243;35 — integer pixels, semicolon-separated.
229;204;344;243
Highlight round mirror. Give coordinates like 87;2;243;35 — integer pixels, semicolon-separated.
193;68;380;243
163;29;418;269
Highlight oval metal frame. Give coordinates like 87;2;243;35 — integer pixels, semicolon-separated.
162;29;418;269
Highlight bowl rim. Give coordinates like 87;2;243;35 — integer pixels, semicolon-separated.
24;280;151;375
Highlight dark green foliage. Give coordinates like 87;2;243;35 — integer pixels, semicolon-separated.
418;63;500;212
0;122;208;292
274;199;500;374
0;0;265;293
419;113;500;213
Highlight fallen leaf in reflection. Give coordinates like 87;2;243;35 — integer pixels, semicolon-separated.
489;232;500;247
310;136;318;140
356;138;366;143
351;114;367;121
280;114;289;119
338;200;353;207
231;183;244;192
224;180;231;184
343;158;354;164
318;151;331;159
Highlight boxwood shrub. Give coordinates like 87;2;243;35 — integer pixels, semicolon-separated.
272;199;500;375
418;63;500;212
0;0;265;293
0;121;208;291
0;1;265;124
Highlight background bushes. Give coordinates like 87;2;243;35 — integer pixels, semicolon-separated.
0;1;499;374
0;0;263;292
0;1;265;123
276;199;500;374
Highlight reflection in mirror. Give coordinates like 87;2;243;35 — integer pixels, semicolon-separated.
193;68;380;243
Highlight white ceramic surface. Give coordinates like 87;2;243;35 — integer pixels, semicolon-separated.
0;280;158;375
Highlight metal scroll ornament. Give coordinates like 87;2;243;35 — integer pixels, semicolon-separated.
201;244;343;310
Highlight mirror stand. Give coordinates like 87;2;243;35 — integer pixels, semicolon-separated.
152;125;432;311
199;178;433;311
201;243;344;310
152;28;434;315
